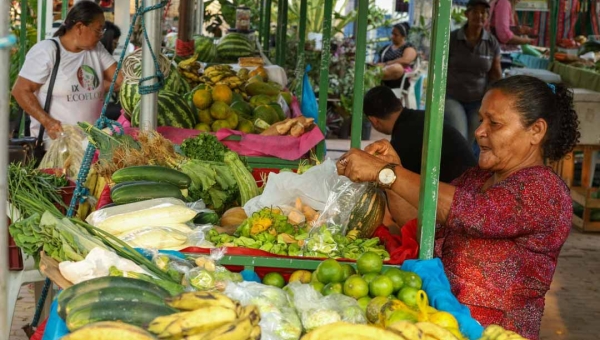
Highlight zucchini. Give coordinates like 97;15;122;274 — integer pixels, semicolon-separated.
110;181;184;205
57;276;169;320
66;301;177;332
112;165;191;188
65;286;168;318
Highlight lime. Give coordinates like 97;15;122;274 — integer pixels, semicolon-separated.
366;296;389;324
357;296;372;312
262;272;285;288
322;282;343;296
386;309;419;326
310;281;325;294
401;271;423;290
316;259;344;284
362;273;378;285
357;252;383;275
343;275;369;299
289;270;312;284
383;268;405;293
369;275;394;298
341;264;357;281
396;286;420;308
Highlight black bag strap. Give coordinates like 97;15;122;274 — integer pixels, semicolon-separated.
36;39;62;146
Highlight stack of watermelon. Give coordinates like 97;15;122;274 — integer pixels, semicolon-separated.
216;33;255;62
194;36;217;63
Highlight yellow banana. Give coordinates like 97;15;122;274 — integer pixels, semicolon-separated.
62;321;156;340
248;325;261;340
302;322;407;340
147;311;192;335
386;321;424;339
150;306;238;338
415;322;459;340
184;316;254;340
178;53;200;71
482;325;507;340
237;305;260;326
165;291;238;311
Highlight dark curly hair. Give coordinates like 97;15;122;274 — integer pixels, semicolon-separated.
489;75;580;161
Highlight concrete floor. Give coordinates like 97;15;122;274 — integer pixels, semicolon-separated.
9;128;600;339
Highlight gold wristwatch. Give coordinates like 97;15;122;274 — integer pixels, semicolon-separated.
377;164;398;189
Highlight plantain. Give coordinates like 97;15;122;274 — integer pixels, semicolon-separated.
178;53;200;71
386;321;424;340
149;306;238;339
62;321;156;340
183;316;254;340
301;322;408;340
481;325;507;340
415;322;459;340
237;305;260;326
248;325;261;340
165;291;238;311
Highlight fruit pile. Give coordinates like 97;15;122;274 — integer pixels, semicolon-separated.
61;276;261;340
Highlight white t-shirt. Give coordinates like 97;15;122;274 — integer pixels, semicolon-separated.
19;38;116;140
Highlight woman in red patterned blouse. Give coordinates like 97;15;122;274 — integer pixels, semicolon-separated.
336;75;580;339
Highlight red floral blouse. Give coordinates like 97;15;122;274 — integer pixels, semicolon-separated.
435;166;572;340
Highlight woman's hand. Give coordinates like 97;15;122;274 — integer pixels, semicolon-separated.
364;139;401;165
42;116;63;139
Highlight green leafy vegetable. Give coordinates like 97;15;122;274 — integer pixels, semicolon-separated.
181;133;229;162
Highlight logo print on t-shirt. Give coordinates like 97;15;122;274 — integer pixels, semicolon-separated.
77;65;100;91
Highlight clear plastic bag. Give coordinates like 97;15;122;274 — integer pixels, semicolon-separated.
38;125;87;179
85;198;198;235
119;224;193;250
183;248;242;291
224;281;302;340
148;249;195;283
286;281;366;332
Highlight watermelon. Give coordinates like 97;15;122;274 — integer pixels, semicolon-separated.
216;33;254;62
130;91;197;129
120;68;188;116
194;36;217;63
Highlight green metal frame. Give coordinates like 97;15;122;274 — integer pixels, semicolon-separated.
548;0;558;63
19;0;27;67
62;0;68;19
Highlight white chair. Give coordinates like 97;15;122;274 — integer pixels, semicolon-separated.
392;57;424;109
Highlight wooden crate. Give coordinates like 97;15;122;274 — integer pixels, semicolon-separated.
571;187;600;232
552;144;600;188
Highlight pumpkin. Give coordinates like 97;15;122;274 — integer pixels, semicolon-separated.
220;207;248;229
346;184;386;238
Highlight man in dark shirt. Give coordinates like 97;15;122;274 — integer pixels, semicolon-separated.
363;86;477;226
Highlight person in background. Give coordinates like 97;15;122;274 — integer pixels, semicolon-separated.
11;1;122;145
363;86;476;227
486;0;535;46
337;75;579;339
445;0;503;154
377;23;418;90
100;21;121;55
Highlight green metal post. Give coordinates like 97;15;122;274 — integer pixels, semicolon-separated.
62;0;68;19
295;0;308;102
262;0;272;52
275;0;288;67
416;0;452;259
350;0;368;149
40;0;47;40
316;0;333;160
19;0;27;68
548;0;558;63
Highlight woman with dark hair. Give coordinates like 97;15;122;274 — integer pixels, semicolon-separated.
100;21;121;54
337;75;580;339
11;1;122;145
376;22;418;89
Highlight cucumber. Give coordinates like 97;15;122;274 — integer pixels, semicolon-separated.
66;301;177;332
110;181;184;205
65;286;168;318
57;276;169;320
112;165;191;188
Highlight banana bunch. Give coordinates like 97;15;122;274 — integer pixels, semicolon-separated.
302;322;408;340
200;65;244;89
62;321;157;340
148;291;261;340
480;325;526;340
178;53;203;85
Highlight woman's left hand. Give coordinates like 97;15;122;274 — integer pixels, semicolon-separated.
336;148;390;183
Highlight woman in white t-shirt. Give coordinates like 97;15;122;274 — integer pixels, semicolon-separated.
11;1;122;142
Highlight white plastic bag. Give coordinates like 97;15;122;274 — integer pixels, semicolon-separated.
38;125;87;179
58;247;147;284
243;159;338;216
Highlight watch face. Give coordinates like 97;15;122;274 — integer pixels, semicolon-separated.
379;168;396;185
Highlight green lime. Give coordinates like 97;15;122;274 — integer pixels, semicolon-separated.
357;296;372;312
316;259;344;284
262;272;285;288
343;275;369;299
322;282;343;296
357;251;383;275
384;268;405;293
401;271;423;290
362;273;378;285
310;281;325;294
396;286;420;308
341;264;357;281
369;275;394;298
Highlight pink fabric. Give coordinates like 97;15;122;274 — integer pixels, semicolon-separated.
487;0;515;44
119;126;324;160
290;96;303;118
117;111;131;128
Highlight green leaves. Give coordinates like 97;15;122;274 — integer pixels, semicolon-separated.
181;133;229;163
